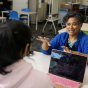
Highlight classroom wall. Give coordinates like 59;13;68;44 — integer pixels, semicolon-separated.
82;0;88;5
13;0;28;11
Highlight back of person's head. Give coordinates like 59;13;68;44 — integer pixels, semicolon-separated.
63;11;84;24
0;20;32;75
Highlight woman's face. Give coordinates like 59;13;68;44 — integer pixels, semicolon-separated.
66;17;82;36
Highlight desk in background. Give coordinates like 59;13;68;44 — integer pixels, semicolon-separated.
1;10;38;31
60;4;79;13
24;51;88;88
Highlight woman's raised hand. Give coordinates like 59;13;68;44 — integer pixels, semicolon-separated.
61;46;71;53
37;36;51;46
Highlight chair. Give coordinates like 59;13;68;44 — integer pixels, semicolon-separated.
20;8;31;25
84;1;88;22
58;10;69;29
8;10;27;21
79;5;85;18
0;17;7;23
42;0;60;35
20;8;31;17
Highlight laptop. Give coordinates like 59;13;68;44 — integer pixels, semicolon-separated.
47;49;87;88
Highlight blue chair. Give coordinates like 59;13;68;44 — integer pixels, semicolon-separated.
20;8;31;25
8;10;27;21
79;5;85;8
20;8;31;17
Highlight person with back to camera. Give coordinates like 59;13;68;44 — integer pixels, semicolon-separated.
0;20;55;88
37;11;88;63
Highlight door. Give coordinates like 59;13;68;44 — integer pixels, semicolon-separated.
13;0;28;11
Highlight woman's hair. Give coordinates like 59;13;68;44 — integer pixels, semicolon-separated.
0;20;32;75
63;11;84;24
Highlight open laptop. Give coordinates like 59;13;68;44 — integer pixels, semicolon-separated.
47;49;87;88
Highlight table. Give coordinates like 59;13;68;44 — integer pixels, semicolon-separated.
1;10;38;30
0;17;7;22
24;51;50;74
58;23;88;34
24;51;88;88
60;4;79;13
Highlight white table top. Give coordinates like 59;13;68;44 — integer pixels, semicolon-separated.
24;51;88;88
1;10;37;15
58;23;88;34
24;51;50;74
1;10;38;30
0;17;6;19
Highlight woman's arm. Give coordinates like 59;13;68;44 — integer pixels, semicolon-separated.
62;46;88;63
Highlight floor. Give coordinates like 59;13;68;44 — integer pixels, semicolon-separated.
30;21;62;52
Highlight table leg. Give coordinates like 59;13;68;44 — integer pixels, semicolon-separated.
2;12;3;23
36;13;38;31
28;14;29;26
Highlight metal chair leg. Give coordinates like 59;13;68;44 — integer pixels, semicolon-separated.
52;21;56;34
42;20;48;33
50;23;53;30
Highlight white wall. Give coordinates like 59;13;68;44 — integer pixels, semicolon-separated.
13;0;28;11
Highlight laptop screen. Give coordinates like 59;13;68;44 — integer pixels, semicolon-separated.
49;49;87;83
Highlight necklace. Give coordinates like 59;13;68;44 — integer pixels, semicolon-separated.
68;38;77;48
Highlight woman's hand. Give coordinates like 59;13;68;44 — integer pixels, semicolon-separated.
61;46;72;53
37;36;51;46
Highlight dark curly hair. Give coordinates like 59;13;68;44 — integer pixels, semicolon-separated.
0;20;32;75
63;11;84;24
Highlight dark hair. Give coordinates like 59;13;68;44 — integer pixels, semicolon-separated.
0;20;32;75
63;11;84;24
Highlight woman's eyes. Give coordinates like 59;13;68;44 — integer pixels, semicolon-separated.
67;23;77;26
73;24;77;26
67;23;70;26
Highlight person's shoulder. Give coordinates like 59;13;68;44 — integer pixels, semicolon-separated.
15;59;33;68
6;59;33;72
80;31;88;40
54;32;68;41
30;69;55;88
0;59;34;88
31;69;50;81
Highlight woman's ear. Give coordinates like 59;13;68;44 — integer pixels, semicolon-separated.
25;43;30;56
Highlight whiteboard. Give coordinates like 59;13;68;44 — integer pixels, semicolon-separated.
52;0;60;15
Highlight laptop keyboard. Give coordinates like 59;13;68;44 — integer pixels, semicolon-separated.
48;74;80;88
